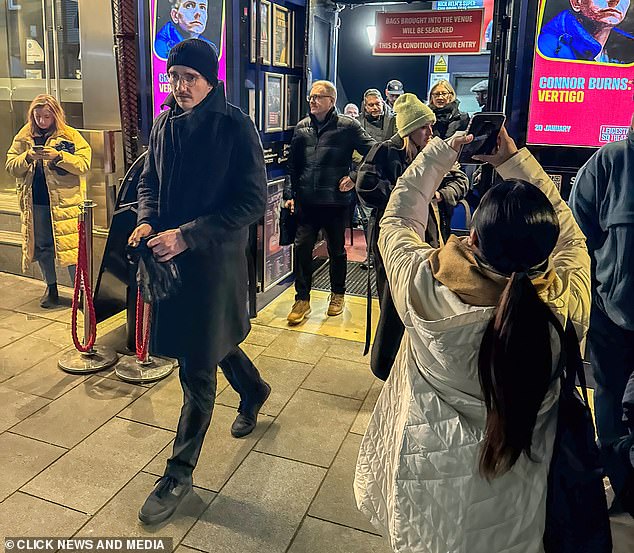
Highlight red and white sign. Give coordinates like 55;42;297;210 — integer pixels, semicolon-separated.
373;9;484;56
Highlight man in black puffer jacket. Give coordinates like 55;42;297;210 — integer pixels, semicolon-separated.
283;80;375;324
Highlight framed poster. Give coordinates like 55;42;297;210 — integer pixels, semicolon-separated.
251;0;272;64
272;3;291;67
264;178;293;290
285;75;302;130
264;72;284;133
150;0;226;116
248;88;256;124
292;10;303;68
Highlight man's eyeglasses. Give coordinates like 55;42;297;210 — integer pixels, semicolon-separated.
307;94;333;102
168;71;200;87
431;91;450;98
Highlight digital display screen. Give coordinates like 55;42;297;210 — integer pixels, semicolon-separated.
527;0;634;147
434;0;495;48
150;0;227;117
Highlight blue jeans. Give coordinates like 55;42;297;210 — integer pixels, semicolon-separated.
32;204;76;285
165;346;266;482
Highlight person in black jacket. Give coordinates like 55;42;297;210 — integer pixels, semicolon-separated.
354;89;396;266
128;39;270;525
284;80;375;325
356;93;469;380
357;89;396;143
428;79;470;139
569;117;634;515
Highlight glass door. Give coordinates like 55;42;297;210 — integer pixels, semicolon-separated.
0;0;83;192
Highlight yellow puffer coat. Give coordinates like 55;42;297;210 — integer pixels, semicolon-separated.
5;124;91;271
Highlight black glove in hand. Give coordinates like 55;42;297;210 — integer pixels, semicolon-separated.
126;237;181;303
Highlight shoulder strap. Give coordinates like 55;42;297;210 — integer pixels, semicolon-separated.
551;313;590;405
364;215;376;355
563;321;590;404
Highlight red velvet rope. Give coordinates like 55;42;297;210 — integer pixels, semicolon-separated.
135;289;152;362
70;219;97;353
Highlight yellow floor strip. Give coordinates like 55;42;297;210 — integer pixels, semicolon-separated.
97;310;127;336
255;287;380;343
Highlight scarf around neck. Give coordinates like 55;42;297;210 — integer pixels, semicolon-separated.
428;235;557;307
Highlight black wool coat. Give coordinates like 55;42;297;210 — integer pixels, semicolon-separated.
136;84;266;363
430;100;470;140
357;109;397;143
284;108;375;206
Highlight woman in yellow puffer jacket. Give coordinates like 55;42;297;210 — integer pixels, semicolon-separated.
6;94;91;307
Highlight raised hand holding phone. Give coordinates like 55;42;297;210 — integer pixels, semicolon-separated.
457;112;506;164
473;126;519;167
448;133;474;153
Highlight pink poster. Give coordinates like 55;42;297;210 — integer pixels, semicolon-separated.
150;0;227;117
527;0;634;148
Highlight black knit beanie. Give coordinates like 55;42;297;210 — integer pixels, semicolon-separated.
167;39;219;85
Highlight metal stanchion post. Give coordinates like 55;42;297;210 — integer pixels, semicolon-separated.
114;299;175;383
59;201;118;373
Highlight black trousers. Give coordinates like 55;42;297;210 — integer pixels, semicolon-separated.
294;203;348;301
165;346;266;482
587;303;634;498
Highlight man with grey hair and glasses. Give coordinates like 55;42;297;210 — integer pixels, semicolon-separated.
284;80;375;324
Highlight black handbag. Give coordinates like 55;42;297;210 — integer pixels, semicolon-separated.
543;322;612;553
125;236;182;303
279;206;297;246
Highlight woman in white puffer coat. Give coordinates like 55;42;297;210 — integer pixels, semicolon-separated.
354;128;591;553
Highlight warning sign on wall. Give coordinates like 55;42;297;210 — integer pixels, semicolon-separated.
433;55;448;72
373;9;484;56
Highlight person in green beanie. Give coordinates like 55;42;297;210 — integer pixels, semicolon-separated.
356;92;469;380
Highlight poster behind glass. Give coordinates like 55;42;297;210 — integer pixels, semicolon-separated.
264;72;284;132
273;4;291;67
251;0;272;64
526;0;634;147
151;0;227;117
264;179;293;290
285;75;302;129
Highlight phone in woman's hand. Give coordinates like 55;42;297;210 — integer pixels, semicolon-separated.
457;113;506;164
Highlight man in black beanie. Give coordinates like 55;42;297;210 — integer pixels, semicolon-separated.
129;38;271;524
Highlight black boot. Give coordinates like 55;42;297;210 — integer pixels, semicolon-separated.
40;283;59;308
231;381;271;438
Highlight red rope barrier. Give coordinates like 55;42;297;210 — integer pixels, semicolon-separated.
70;219;97;353
135;289;152;362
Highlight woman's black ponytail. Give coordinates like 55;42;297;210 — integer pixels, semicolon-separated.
472;179;561;479
478;272;560;478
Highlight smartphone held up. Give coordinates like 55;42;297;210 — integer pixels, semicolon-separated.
457;112;506;165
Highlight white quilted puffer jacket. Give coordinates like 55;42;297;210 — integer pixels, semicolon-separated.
354;138;591;553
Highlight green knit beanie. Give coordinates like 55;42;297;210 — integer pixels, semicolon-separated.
394;93;436;138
